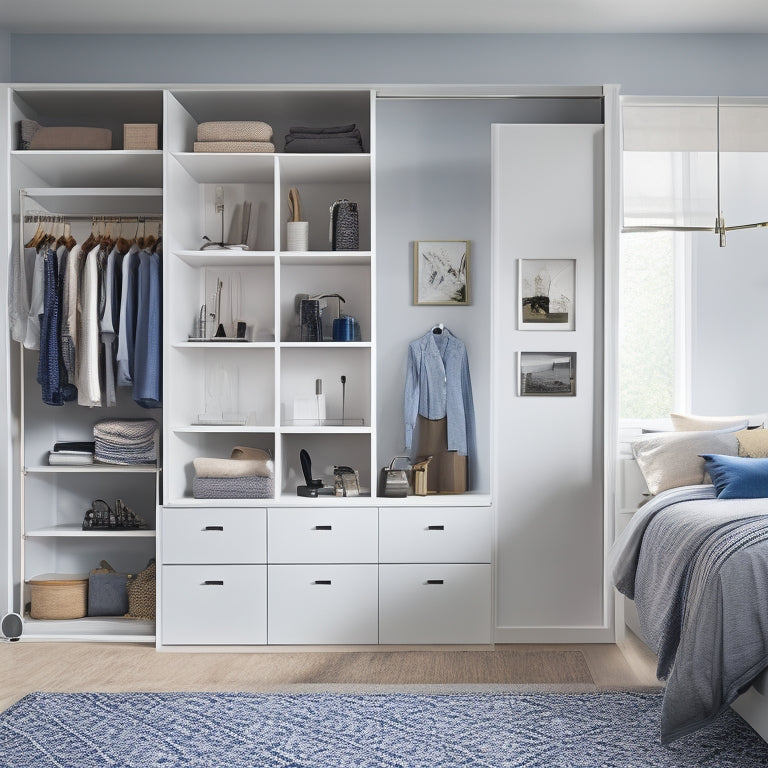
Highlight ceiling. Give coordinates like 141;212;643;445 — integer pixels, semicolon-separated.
3;0;768;34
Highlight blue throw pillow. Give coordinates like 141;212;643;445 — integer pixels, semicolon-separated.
699;453;768;499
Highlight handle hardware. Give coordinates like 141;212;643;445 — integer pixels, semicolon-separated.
427;525;445;531
204;525;224;531
203;580;224;586
315;525;332;531
426;579;444;585
313;579;332;585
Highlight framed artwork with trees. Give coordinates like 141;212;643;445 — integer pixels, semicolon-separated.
518;258;575;330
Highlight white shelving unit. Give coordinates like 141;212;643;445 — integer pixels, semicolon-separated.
9;86;164;642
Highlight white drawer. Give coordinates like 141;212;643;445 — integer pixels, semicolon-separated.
161;564;267;645
162;508;266;564
268;507;377;564
379;564;492;644
268;564;378;644
379;507;492;563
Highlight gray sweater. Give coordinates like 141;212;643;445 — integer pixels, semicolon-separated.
404;328;476;457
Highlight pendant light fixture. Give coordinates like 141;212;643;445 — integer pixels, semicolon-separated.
624;98;768;246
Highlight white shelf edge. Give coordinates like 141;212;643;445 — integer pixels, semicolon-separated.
13;150;163;156
172;342;275;349
279;426;371;434
280;342;371;348
25;465;159;474
23;187;163;197
25;525;156;538
171;425;276;433
172;250;275;267
163;494;491;508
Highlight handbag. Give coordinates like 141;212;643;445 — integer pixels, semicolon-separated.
126;559;156;620
379;456;410;497
329;199;359;251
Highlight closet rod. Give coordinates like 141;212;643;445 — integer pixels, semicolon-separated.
22;214;163;222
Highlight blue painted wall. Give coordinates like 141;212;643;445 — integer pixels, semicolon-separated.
6;33;768;97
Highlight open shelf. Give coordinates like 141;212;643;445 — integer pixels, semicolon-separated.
174;250;275;267
280;252;371;266
21;615;156;643
25;465;158;474
171;152;275;184
172;425;276;434
25;525;156;538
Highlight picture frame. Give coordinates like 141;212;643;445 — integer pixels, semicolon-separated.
413;240;470;305
518;258;575;330
518;352;576;396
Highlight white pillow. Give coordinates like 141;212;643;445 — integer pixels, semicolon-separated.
670;413;752;432
632;430;740;495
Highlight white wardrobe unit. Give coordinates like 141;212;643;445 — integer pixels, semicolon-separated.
491;114;616;643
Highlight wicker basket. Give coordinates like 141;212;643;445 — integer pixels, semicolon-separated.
29;575;88;620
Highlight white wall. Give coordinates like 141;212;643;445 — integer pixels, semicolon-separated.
0;29;9;82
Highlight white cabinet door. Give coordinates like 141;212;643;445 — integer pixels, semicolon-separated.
162;508;267;564
161;565;267;645
267;564;378;644
268;508;377;564
379;507;492;563
379;564;492;644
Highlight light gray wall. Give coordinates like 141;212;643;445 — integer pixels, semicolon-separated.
0;29;9;82
8;33;768;97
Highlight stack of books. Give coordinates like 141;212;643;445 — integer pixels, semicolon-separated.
48;441;95;466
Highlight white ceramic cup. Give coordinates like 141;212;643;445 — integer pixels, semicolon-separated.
286;221;309;251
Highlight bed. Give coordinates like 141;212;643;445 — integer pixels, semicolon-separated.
610;416;768;743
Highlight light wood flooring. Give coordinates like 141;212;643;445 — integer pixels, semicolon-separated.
0;634;661;712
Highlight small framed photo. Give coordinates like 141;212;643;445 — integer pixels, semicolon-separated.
414;240;470;305
519;352;576;396
518;258;575;330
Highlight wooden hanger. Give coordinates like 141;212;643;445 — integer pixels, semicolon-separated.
80;218;97;254
24;217;45;249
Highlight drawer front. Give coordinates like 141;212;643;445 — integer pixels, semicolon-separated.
162;508;266;564
161;565;266;645
268;508;377;564
379;507;492;563
268;564;378;644
379;564;492;644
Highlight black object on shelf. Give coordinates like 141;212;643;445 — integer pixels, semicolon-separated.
297;449;324;497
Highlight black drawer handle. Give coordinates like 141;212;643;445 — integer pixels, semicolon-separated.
202;580;224;586
314;525;332;531
313;580;332;585
427;525;445;531
426;579;444;585
204;525;224;532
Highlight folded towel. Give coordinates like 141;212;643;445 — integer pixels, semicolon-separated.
288;124;356;135
197;121;273;142
193;475;273;499
193;141;275;153
284;136;363;154
193;457;273;479
288;128;362;141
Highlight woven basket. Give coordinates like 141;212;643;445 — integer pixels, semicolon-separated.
29;577;88;619
127;561;156;619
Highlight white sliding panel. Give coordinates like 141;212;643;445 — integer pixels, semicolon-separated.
492;123;611;642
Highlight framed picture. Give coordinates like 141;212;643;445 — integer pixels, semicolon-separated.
414;240;470;305
518;258;575;330
518;352;576;396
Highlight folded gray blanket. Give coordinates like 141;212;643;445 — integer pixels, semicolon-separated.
284;137;363;153
192;475;273;499
93;418;158;464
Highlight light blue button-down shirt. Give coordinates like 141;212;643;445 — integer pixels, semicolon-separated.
404;328;476;457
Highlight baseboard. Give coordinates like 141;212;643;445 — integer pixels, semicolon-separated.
494;626;616;644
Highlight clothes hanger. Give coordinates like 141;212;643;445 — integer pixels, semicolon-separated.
432;322;445;334
24;216;44;249
80;217;97;254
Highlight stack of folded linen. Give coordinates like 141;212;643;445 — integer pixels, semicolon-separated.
193;121;275;153
284;124;364;153
193;446;274;499
94;419;158;465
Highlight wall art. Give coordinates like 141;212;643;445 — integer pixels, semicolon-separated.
413;240;470;305
518;258;575;330
518;352;576;396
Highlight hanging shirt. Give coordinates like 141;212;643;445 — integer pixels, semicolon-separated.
60;242;81;401
36;247;63;406
100;246;121;407
77;244;102;407
133;250;162;409
9;246;34;343
23;248;45;350
116;245;140;387
56;246;76;402
403;327;476;458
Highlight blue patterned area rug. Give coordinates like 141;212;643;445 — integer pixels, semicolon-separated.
1;691;767;768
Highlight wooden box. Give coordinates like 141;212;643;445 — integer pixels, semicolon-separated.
123;123;158;150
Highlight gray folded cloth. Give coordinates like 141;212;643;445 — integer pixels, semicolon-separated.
193;475;273;499
288;124;356;134
284;137;363;153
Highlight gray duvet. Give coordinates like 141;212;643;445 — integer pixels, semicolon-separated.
609;485;768;742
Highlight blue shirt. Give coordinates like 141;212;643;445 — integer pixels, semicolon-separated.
404;328;476;457
133;251;162;409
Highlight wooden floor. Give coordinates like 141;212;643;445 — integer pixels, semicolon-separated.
0;633;661;712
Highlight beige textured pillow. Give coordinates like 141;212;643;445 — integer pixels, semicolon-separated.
671;413;750;432
632;430;740;495
737;428;768;458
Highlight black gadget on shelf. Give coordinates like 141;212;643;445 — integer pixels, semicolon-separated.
297;449;324;497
